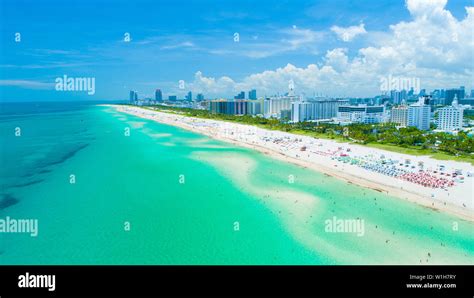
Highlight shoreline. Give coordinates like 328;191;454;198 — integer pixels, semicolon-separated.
107;104;474;222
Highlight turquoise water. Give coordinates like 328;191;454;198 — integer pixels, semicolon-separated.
0;102;473;264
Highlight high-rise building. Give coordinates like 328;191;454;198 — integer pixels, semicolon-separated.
422;95;432;106
445;87;465;105
129;90;136;103
459;98;474;105
209;100;251;115
168;95;177;101
291;99;348;122
437;95;464;131
440;89;446;99
336;104;387;124
408;98;431;130
196;93;204;101
186;91;192;101
431;89;440;99
155;89;163;102
291;102;312;122
248;89;257;100
134;91;138;101
264;96;298;118
234;91;245;100
247;100;262;115
390;90;407;105
390;105;408;127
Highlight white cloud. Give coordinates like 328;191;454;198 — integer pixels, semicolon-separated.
405;0;449;19
188;0;473;97
324;48;349;72
0;80;54;89
161;41;195;50
208;26;326;59
190;71;237;95
331;23;367;42
282;27;325;48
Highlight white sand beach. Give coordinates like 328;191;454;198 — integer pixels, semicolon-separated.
110;105;474;221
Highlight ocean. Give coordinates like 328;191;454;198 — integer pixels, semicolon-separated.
0;102;473;264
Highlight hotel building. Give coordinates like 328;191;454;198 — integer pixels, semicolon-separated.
209;99;262;116
390;105;409;127
291;99;348;122
437;96;464;131
336;104;387;124
264;96;299;118
408;98;431;130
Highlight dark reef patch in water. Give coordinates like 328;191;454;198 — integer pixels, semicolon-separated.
0;194;19;210
20;170;46;178
20;172;36;178
44;143;89;167
12;179;44;188
18;143;89;180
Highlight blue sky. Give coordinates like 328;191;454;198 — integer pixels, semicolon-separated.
1;0;473;101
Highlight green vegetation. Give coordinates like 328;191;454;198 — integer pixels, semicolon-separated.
136;104;474;165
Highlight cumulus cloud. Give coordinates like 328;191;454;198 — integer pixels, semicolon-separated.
189;0;473;98
331;23;367;42
191;71;237;95
405;0;449;18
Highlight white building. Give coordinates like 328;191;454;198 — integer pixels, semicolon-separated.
390;105;408;127
291;99;348;122
408;98;431;130
247;100;263;115
336;104;387;124
437;95;464;131
264;96;299;118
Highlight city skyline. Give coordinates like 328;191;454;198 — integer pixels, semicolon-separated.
128;84;469;101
